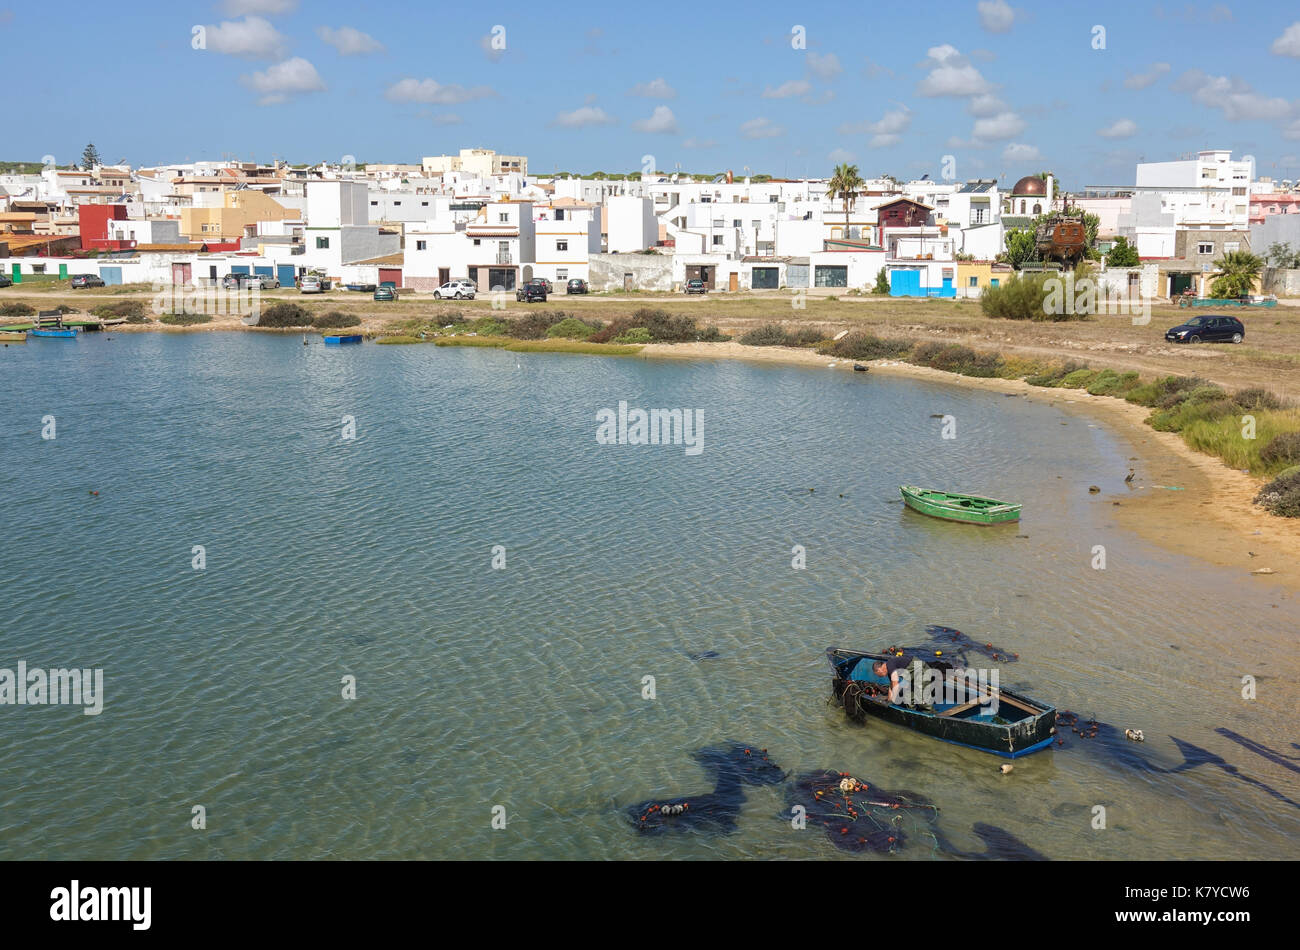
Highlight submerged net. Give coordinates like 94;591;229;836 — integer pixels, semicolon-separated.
788;770;941;854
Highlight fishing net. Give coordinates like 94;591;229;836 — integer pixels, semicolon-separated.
788;770;941;854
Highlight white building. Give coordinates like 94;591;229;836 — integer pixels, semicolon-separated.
606;195;657;252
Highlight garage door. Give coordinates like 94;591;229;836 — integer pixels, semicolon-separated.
890;269;921;297
786;264;809;288
278;264;296;288
379;267;403;288
814;265;847;288
98;266;123;285
751;267;779;289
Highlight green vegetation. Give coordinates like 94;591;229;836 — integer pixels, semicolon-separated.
588;307;727;344
1264;241;1300;269
739;323;829;347
81;143;100;170
1106;236;1141;268
505;339;643;355
874;267;891;295
89;300;146;322
311;311;361;329
546;317;599;340
0;302;36;317
1255;467;1300;517
827;163;865;238
374;335;423;345
910;341;1004;377
159;312;213;326
816;332;912;361
613;327;652;344
1209;250;1265;298
257;302;313;328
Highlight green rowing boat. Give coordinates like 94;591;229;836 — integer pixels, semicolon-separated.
900;485;1021;525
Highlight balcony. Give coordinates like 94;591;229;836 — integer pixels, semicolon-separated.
496;250;513;265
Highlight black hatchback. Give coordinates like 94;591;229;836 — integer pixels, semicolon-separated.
1165;314;1244;344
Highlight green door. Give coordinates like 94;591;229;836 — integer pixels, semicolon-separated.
59;264;68;279
10;263;20;284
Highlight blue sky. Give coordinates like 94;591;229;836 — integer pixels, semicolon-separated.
4;0;1299;187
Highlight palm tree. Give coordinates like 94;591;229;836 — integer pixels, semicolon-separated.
1210;249;1265;298
827;163;865;241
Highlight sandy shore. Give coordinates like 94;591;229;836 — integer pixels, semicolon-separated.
642;341;1300;596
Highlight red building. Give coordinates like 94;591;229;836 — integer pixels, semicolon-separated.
78;204;131;251
874;198;933;237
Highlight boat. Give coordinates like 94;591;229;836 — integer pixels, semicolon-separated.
899;485;1021;524
0;331;25;343
826;647;1057;758
323;334;363;346
30;328;78;339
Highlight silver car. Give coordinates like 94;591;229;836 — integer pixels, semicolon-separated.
245;274;279;290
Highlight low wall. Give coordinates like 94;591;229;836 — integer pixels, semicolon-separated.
588;253;674;292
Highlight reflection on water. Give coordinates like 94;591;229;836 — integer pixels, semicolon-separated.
0;334;1295;859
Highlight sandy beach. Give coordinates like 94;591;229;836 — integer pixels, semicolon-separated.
642;340;1300;596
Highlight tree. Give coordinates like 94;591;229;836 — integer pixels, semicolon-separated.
1265;241;1300;269
1209;250;1265;298
873;267;890;294
1001;229;1038;269
81;143;101;170
827;163;866;239
1106;236;1141;267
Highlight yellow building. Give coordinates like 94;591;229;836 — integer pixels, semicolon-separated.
956;260;1012;298
180;190;296;242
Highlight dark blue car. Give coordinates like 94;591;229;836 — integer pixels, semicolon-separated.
1165;315;1244;344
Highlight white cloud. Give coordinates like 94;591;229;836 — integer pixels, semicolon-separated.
316;26;383;55
967;94;1007;117
740;117;784;139
206;16;287;59
628;78;676;98
682;138;718;149
1283;119;1300;140
762;79;812;99
221;0;296;14
552;105;616;128
870;134;902;148
385;78;496;104
631;105;678;134
972;111;1025;141
806;51;843;80
1002;142;1040;161
1124;62;1171;90
431;114;463;125
1271;22;1300;57
240;57;325;105
1174;69;1291;121
828;147;856;162
1098;118;1138;139
977;0;1016;33
916;45;993;97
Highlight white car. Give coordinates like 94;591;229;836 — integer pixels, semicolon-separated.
433;280;476;300
299;275;325;294
246;274;279;290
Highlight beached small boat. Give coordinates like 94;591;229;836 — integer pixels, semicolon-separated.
0;331;25;343
323;334;363;346
30;328;78;339
900;485;1021;524
827;648;1057;758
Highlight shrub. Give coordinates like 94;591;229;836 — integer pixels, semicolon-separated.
1260;431;1300;468
873;267;890;295
1059;368;1100;389
312;311;361;329
258;302;313;328
159;312;212;326
1181;409;1300;475
613;326;653;344
1255;466;1300;517
0;302;36;317
911;341;1003;377
1088;370;1140;396
507;311;562;339
1233;387;1288;412
546;317;597;340
1025;360;1088;387
817;332;913;361
1125;375;1205;408
588;307;719;344
739;323;790;346
784;326;828;347
89;300;144;320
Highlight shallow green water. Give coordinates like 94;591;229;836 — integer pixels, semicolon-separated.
1;333;1296;859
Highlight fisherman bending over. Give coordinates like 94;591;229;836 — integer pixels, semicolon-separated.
872;655;914;705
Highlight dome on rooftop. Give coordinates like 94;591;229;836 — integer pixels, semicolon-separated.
1011;175;1047;196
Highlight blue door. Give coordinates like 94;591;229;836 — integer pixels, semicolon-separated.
942;276;953;294
230;265;250;276
98;266;123;285
277;264;296;288
889;269;921;297
254;266;273;277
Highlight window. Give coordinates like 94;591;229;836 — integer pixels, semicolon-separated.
732;219;741;228
712;235;724;245
990;278;999;288
473;239;481;246
969;276;979;287
556;269;568;280
394;201;401;206
556;240;568;251
316;236;329;249
416;241;427;251
752;220;761;229
499;213;509;223
1232;187;1246;196
713;219;725;228
421;201;428;207
1197;242;1214;255
370;201;378;206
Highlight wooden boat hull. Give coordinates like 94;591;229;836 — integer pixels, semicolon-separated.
826;648;1056;758
30;328;78;338
0;331;26;343
324;335;363;346
900;485;1021;524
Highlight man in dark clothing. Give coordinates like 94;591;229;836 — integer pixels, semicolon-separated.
872;655;915;705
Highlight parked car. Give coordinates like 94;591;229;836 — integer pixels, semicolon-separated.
0;275;12;288
434;279;477;300
298;275;328;294
245;274;279;290
373;284;397;302
1165;315;1245;344
221;273;246;290
516;280;548;302
71;274;106;289
565;278;588;295
684;278;707;295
